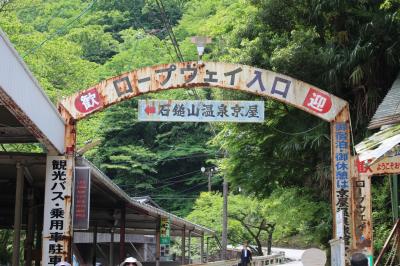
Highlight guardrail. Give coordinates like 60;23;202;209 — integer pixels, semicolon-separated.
187;253;286;266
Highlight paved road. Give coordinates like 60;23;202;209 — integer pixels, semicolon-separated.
270;247;305;265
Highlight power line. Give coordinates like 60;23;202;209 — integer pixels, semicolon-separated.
118;171;202;190
180;180;209;193
270;122;324;136
133;180;210;198
22;0;97;58
156;170;200;183
153;0;218;136
154;0;184;61
106;152;221;167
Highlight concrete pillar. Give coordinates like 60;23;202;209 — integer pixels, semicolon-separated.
35;208;43;266
12;163;24;266
200;233;204;263
119;205;126;263
25;189;35;266
206;237;209;263
144;243;148;261
188;230;192;263
156;216;161;266
181;226;186;265
92;223;98;266
110;227;114;266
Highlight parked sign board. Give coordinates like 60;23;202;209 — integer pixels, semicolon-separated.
73;167;91;230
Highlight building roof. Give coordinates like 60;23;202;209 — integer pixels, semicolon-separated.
369;73;400;129
355;123;400;163
0;29;65;154
132;196;162;209
0;153;214;237
77;156;215;237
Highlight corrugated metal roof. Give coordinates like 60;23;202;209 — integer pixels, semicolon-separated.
355;124;400;163
0;29;65;153
369;73;400;129
77;157;215;236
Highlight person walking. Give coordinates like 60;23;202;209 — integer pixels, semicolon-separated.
55;262;71;266
350;253;368;266
240;241;252;266
120;257;143;266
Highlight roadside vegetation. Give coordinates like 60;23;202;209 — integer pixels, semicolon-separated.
1;0;400;261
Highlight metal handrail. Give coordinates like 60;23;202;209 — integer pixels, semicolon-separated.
374;219;400;266
187;253;286;266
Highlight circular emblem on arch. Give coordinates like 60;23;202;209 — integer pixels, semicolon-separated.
74;88;103;114
303;87;332;114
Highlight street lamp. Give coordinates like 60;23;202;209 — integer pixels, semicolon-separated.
200;166;218;192
191;36;212;65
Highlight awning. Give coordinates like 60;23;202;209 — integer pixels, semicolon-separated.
0;29;65;154
76;156;215;237
355;124;400;163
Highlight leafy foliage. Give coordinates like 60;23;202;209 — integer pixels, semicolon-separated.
187;189;330;250
1;0;399;254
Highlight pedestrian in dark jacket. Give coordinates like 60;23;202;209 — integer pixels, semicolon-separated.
240;241;252;266
350;253;368;266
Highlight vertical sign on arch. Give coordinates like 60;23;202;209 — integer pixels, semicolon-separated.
331;106;352;254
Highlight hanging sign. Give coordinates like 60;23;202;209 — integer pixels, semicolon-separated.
138;100;264;123
358;147;400;175
160;217;170;245
42;156;73;265
73;167;91;230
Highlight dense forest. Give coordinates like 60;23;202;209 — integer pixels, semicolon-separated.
1;0;400;259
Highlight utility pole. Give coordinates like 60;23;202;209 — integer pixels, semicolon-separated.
201;167;217;192
222;176;228;260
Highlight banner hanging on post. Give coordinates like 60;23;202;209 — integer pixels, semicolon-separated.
160;217;170;245
160;217;171;258
42;156;73;265
73;167;91;230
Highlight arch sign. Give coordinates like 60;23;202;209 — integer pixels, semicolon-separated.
61;62;346;120
55;62;366;263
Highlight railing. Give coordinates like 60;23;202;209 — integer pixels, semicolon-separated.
374;219;400;266
187;253;286;266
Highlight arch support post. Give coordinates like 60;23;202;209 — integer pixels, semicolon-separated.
331;106;352;258
42;106;76;265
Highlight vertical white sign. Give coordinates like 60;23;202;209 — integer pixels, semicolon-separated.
42;156;73;265
336;210;344;239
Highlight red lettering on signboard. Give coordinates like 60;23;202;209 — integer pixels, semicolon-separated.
73;168;90;229
357;159;373;173
145;105;156;115
303;88;332;114
74;88;102;113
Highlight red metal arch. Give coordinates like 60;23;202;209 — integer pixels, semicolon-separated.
60;61;347;121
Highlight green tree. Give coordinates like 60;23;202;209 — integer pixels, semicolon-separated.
187;189;330;250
